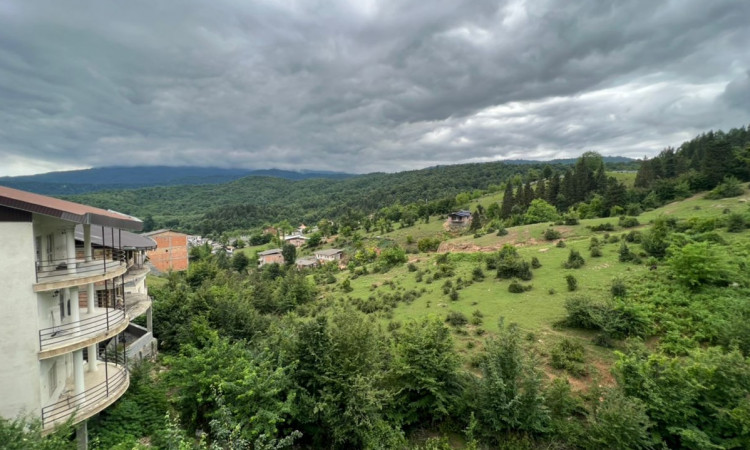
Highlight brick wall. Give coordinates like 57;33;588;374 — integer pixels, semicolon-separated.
146;231;189;272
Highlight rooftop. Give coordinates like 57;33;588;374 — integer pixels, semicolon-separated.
316;248;343;256
0;185;142;230
75;225;157;250
258;248;282;256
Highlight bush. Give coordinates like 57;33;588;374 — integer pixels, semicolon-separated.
496;227;508;236
407;263;418;272
590;246;602;257
445;311;468;327
449;289;459;301
556;240;567;248
611;278;627;298
550;338;587;377
589;237;600;249
417;238;441;253
727;212;747;232
563;213;580;225
618;216;640;228
563;250;585;269
543;228;562;240
667;241;735;289
618;241;634;262
531;256;542;268
590;223;615;232
565;274;578;291
705;175;744;199
488;245;533;280
624;230;642;243
508;280;532;293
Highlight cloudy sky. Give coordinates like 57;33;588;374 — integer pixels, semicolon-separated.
1;0;749;176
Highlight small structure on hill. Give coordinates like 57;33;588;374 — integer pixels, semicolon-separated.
296;257;319;269
448;210;472;227
258;248;283;266
315;248;344;262
285;234;309;248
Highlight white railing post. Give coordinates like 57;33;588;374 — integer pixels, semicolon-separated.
84;224;92;262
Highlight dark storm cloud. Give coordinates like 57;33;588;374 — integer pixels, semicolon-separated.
0;0;748;175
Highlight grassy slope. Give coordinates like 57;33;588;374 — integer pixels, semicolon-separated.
327;183;750;382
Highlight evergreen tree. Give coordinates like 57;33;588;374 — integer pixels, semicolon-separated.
702;138;736;187
500;182;515;219
522;181;534;207
535;179;546;201
547;174;561;208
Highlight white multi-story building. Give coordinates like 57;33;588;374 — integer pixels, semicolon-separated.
0;185;154;444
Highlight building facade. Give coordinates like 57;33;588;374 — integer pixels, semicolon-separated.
0;186;152;444
144;229;189;272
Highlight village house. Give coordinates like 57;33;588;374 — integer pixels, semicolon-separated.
144;229;189;272
258;248;284;266
315;248;344;262
296;257;319;269
284;234;309;248
448;210;472;227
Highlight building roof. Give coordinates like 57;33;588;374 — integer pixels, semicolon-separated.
285;234;308;240
74;225;157;250
0;185;143;230
450;210;472;217
296;257;318;266
258;248;282;256
315;248;343;256
143;229;189;237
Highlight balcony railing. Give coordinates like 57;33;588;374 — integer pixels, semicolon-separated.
39;304;126;353
35;250;126;283
41;361;128;430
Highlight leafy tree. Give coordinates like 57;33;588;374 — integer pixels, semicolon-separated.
0;416;74;450
390;317;463;426
524;199;559;224
231;251;250;272
585;388;653;450
473;319;549;440
281;243;296;265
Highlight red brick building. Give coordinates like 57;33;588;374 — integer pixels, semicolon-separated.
144;229;189;272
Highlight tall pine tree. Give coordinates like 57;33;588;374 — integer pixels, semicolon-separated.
500;182;515;219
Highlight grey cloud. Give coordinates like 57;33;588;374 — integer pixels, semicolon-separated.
0;0;749;175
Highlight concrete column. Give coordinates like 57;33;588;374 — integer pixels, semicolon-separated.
73;350;85;404
87;344;98;373
70;287;80;334
83;224;92;262
76;420;88;450
146;306;153;333
66;228;76;266
87;283;95;314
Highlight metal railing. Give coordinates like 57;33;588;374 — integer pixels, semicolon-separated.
40;362;128;429
35;249;126;282
38;306;126;352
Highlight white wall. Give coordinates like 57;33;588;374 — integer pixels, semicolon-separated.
0;221;42;421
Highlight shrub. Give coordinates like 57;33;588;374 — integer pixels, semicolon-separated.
727;213;747;232
449;289;459;301
590;246;602;257
445;311;468;326
618;216;640;228
611;278;627;298
667;241;735;289
508;280;532;293
407;262;418;272
417;238;441;252
556;240;566;248
590;223;615;232
496;227;508;236
472;266;485;281
563;213;580;225
705;175;744;199
624;230;642;243
531;256;542;268
608;234;620;243
543;228;562;240
550;338;587;377
589;237;600;249
488;245;533;280
565;274;578;291
618;241;634;262
563;250;585;269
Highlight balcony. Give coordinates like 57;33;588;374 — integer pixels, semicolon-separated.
41;361;129;433
124;293;151;320
34;251;127;292
38;307;128;359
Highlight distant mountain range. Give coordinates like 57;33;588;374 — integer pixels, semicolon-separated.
0;166;355;195
0;157;636;196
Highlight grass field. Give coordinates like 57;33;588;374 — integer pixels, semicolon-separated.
328;183;750;381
